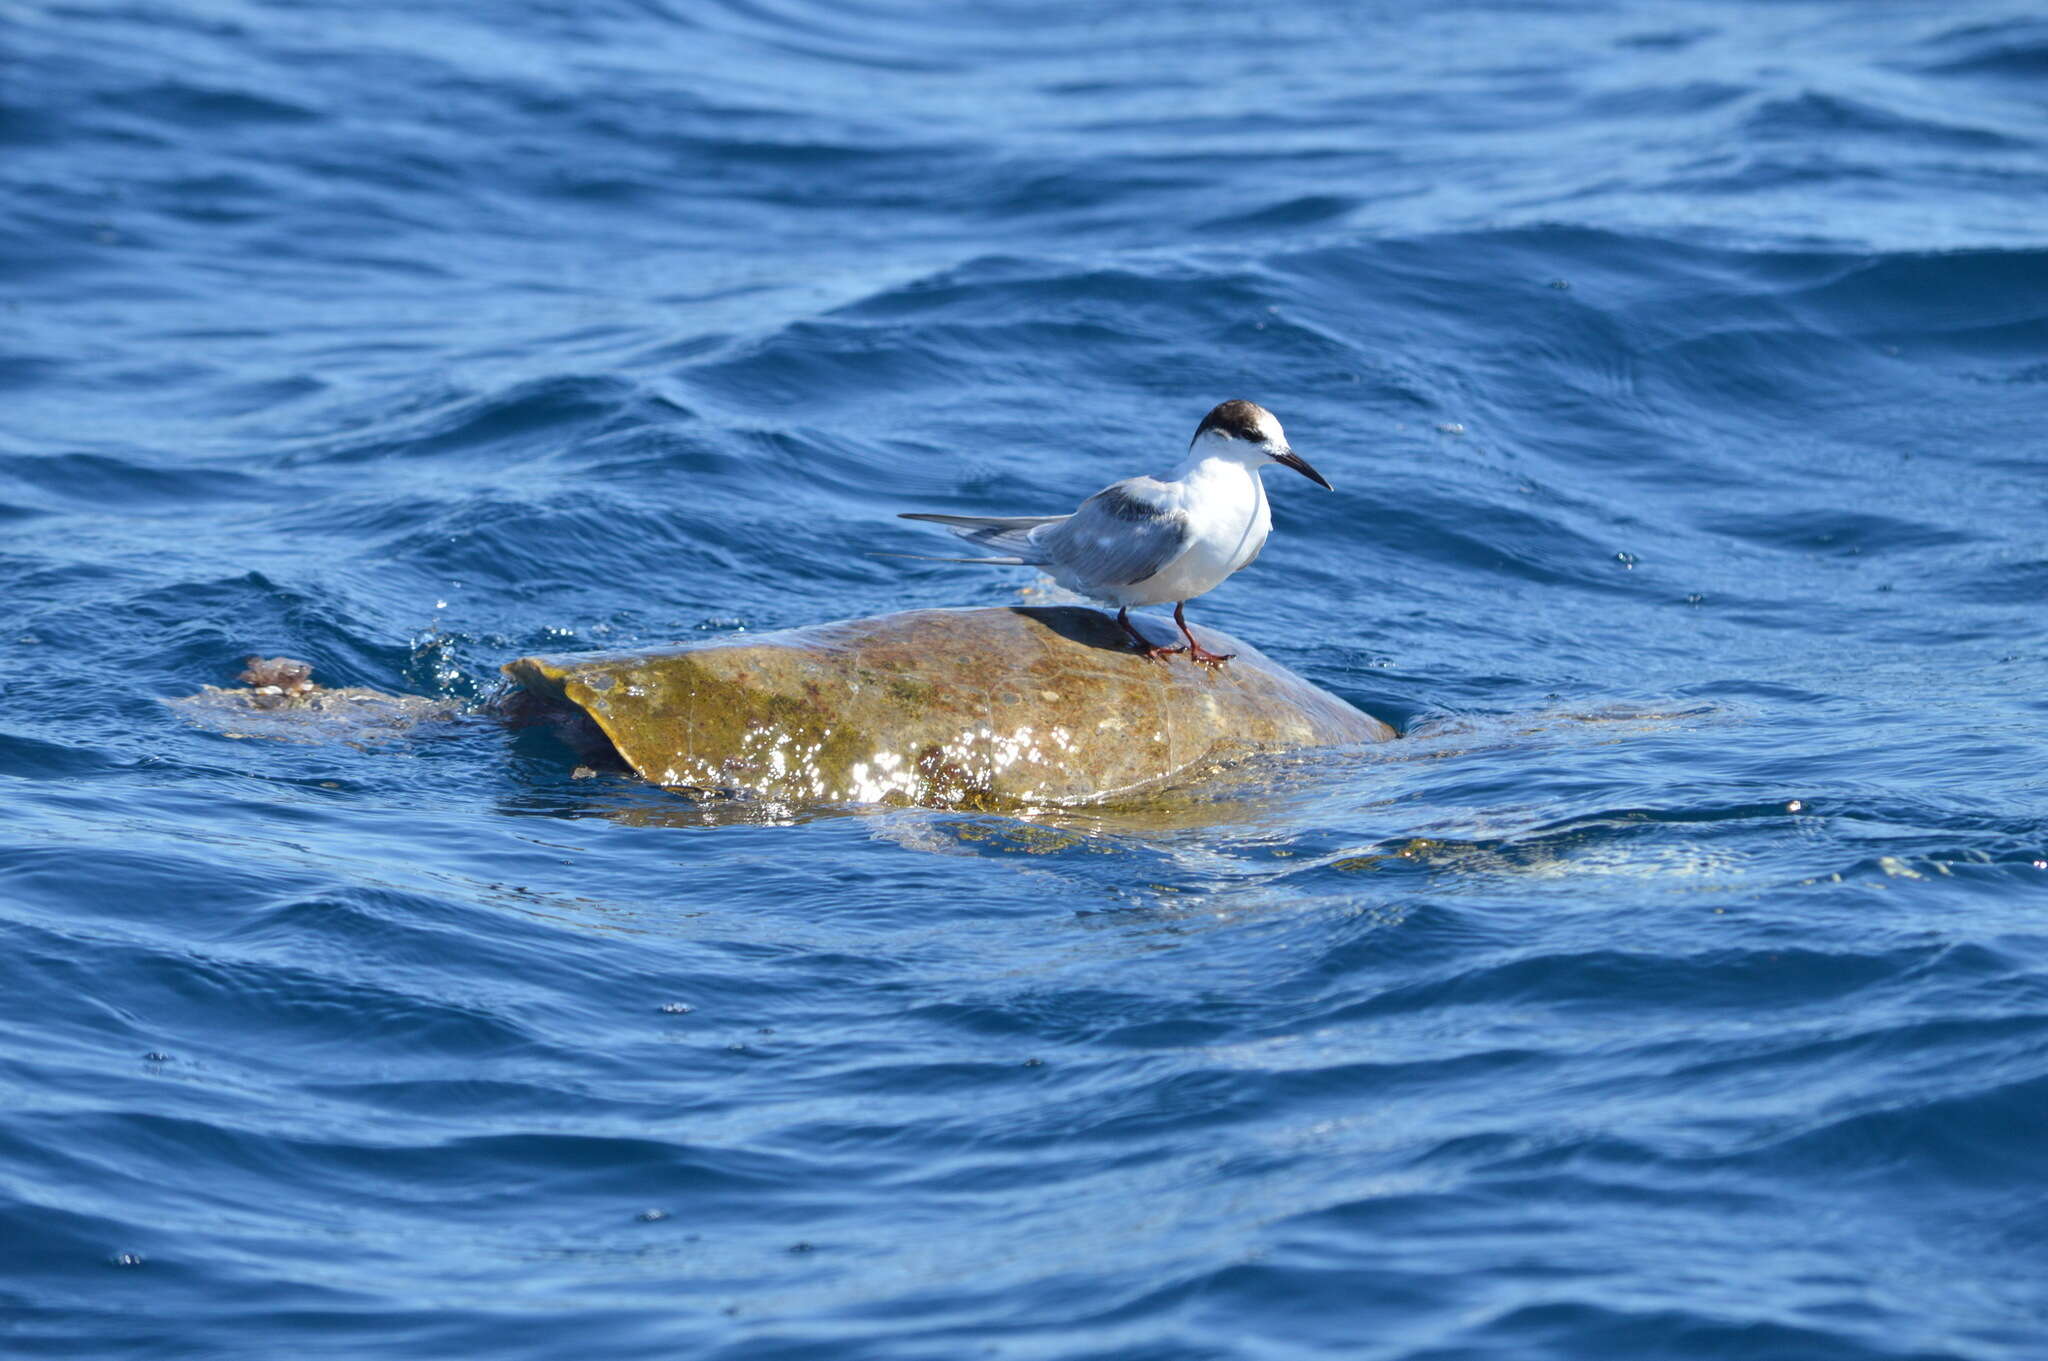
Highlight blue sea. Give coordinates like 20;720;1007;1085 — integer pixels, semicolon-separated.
6;2;2048;1357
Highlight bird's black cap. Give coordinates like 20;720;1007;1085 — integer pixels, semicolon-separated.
1193;399;1274;443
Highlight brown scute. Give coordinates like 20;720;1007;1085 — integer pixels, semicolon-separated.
1193;399;1271;443
500;605;1394;809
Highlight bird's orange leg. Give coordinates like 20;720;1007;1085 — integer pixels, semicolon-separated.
1174;602;1234;666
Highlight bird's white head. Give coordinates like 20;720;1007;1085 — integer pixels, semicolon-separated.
1189;399;1332;490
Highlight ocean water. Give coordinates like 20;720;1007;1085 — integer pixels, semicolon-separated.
5;1;2048;1356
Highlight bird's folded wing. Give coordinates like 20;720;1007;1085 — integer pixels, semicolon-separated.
1035;479;1190;586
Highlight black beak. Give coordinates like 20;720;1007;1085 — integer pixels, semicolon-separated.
1273;448;1332;491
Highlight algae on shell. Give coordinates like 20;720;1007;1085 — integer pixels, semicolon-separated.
501;606;1393;809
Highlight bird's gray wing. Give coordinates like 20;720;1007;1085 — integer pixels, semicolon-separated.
1035;478;1190;587
897;512;1065;562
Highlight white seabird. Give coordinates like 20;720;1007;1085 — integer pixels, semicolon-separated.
898;399;1331;665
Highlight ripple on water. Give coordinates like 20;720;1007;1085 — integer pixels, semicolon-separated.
5;0;2048;1358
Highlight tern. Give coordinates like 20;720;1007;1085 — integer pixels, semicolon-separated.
898;399;1331;665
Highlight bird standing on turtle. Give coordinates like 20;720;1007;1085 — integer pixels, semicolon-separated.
898;400;1332;665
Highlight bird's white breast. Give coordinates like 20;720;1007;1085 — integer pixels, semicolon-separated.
1120;455;1269;606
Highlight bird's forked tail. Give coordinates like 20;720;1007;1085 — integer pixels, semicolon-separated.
895;512;1063;564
